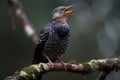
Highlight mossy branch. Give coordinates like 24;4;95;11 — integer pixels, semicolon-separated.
5;58;120;80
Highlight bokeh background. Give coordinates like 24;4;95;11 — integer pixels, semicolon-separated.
0;0;120;80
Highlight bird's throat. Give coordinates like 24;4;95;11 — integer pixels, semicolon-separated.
55;16;67;22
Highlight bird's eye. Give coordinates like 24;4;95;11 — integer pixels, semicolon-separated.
61;7;65;10
58;9;63;13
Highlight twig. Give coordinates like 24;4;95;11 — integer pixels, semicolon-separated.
96;71;111;80
7;0;16;31
5;58;120;80
7;0;39;44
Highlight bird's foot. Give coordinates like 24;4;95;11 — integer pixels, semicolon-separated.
44;55;54;68
57;58;67;70
48;62;54;68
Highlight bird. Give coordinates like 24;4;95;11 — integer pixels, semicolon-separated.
33;5;73;80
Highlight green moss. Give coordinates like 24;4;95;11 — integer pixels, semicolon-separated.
68;60;76;64
88;60;99;71
82;63;91;74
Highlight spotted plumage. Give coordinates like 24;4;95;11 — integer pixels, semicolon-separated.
33;5;73;80
33;20;70;63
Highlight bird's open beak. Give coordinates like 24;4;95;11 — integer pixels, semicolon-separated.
63;5;74;15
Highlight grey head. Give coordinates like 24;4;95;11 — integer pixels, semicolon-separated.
50;5;74;21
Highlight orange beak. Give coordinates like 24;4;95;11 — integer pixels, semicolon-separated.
63;5;74;15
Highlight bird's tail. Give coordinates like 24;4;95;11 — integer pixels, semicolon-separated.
33;58;43;80
35;74;42;80
33;43;44;80
33;42;46;64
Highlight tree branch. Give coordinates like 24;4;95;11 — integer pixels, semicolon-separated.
7;0;39;44
96;71;111;80
5;58;120;80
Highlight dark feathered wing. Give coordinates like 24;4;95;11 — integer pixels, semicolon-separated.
33;26;50;64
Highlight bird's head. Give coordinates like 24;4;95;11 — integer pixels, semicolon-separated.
50;5;74;22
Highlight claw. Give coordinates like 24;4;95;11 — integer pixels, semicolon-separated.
57;57;67;70
44;54;54;68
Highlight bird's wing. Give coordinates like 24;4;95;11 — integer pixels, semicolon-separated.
33;26;51;64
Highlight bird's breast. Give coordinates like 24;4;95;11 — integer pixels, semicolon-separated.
43;30;70;60
53;26;70;38
44;36;69;59
43;21;70;60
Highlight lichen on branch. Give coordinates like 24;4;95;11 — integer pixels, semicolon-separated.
5;58;120;80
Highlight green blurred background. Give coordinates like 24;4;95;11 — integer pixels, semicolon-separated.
0;0;120;80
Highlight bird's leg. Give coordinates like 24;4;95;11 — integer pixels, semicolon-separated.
44;54;54;68
57;57;67;70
